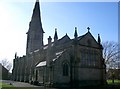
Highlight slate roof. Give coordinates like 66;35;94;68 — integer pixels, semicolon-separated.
36;50;64;67
34;31;101;68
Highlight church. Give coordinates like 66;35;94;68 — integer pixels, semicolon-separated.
12;0;106;87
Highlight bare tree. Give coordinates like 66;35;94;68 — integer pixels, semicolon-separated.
0;59;12;72
102;41;119;70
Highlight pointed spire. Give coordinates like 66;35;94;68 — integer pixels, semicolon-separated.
32;0;40;19
74;27;78;38
54;28;58;42
31;0;44;33
98;34;101;44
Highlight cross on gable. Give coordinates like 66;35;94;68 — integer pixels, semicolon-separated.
87;27;90;32
75;27;77;30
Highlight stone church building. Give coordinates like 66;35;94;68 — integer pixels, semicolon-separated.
12;0;106;87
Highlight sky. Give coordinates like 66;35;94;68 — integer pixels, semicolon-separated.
0;0;119;71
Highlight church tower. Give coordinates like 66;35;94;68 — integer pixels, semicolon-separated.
26;0;44;54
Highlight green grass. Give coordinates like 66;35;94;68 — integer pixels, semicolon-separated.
0;82;14;87
0;82;40;89
1;88;41;89
107;79;120;84
0;81;120;89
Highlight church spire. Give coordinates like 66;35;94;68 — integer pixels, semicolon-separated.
54;28;58;42
26;0;44;54
30;0;44;33
32;0;40;19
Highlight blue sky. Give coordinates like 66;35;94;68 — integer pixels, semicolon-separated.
40;2;118;42
0;0;118;68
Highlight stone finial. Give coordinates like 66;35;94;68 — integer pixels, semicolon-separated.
15;52;17;59
98;34;101;44
74;27;78;38
54;28;58;42
48;36;52;44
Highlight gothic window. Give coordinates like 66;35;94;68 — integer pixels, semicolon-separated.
63;62;69;76
88;55;91;66
81;52;84;66
95;54;99;67
81;52;87;67
89;51;92;66
93;54;96;67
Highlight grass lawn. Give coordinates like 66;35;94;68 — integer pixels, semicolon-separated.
107;79;120;84
0;82;14;87
0;82;40;89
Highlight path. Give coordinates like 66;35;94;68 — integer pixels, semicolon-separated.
1;80;41;87
12;81;40;87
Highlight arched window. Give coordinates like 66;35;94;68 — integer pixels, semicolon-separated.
63;63;69;76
